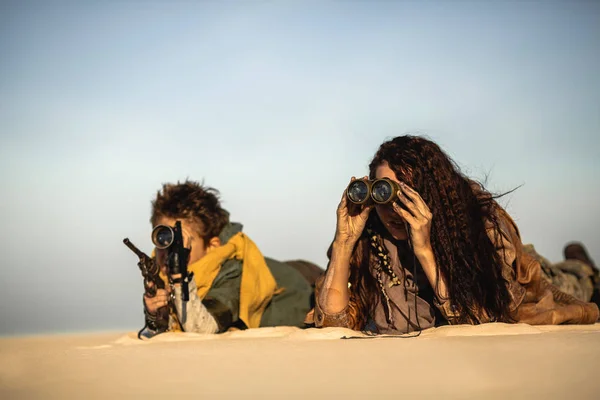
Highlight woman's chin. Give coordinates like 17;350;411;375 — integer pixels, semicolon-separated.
385;226;409;241
392;232;409;241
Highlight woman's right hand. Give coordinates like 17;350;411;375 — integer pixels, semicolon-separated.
334;176;373;248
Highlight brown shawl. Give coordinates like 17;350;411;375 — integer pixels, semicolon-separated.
495;208;598;325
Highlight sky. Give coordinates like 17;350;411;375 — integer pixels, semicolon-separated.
0;0;599;336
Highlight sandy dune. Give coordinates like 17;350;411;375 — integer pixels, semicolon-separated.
1;323;599;399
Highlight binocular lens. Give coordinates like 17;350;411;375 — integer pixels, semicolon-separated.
152;225;174;249
347;180;370;204
371;180;394;203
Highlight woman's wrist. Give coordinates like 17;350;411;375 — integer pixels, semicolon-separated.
412;241;433;257
414;245;449;300
331;239;355;261
415;248;435;275
412;242;433;268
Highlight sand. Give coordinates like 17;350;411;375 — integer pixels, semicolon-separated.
1;323;599;399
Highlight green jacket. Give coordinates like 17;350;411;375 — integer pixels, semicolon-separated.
201;223;314;331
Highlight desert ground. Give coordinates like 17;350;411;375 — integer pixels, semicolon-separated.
1;323;599;399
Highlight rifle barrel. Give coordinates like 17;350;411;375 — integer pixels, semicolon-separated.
123;238;146;259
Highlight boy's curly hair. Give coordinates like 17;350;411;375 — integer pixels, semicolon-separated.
150;179;230;240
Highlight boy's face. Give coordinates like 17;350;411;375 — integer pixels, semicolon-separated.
153;216;220;271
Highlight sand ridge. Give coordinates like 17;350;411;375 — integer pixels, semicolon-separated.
107;322;576;346
2;323;600;399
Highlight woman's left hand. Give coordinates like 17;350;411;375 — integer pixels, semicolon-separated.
392;183;433;254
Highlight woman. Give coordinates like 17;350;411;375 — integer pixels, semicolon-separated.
308;135;598;334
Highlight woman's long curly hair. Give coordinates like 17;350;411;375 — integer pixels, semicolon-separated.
342;135;514;326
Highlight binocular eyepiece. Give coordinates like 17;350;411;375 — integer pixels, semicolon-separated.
151;225;176;249
347;177;401;205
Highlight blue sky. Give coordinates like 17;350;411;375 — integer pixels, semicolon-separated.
1;1;599;335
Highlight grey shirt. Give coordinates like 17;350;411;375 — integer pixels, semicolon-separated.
370;238;436;334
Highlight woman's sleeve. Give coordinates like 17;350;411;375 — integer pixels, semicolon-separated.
432;297;462;324
312;274;364;330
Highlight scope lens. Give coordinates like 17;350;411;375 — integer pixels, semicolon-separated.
152;226;174;249
371;180;394;203
347;180;369;204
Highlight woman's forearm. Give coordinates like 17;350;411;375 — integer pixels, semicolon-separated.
415;246;449;301
319;241;354;314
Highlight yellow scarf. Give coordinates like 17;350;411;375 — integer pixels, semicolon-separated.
159;232;281;330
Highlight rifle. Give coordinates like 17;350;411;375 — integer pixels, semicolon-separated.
151;220;191;301
123;238;170;336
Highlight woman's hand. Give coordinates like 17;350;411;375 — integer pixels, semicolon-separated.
334;177;373;248
392;183;448;300
392;182;433;254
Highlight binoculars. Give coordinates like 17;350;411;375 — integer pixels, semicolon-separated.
346;177;401;205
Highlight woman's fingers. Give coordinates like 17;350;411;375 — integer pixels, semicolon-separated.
338;190;347;210
360;204;373;219
392;202;417;226
399;183;432;218
395;189;421;218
